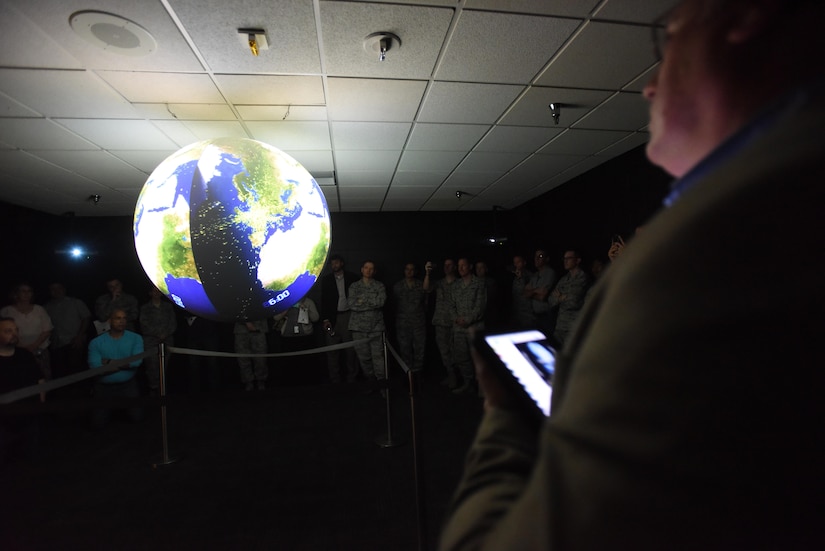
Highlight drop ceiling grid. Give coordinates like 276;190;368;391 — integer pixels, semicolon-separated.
0;0;667;215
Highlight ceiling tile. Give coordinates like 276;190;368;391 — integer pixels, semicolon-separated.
168;0;321;74
464;0;601;17
110;150;178;173
0;92;41;118
182;121;248;140
455;151;528;172
537;21;658;89
337;171;395;187
503;154;585;187
383;185;438;210
406;123;490;151
327;78;426;121
474;126;563;153
133;103;237;121
5;0;204;72
331;122;412;151
624;64;658;92
215;75;326;105
0;150;101;191
398;151;465;172
597;131;649;157
0;69;138;119
441;172;502;189
417;82;524;124
247;121;331;150
56;119;179;149
539;129;631;155
336;151;401;173
237;105;328;121
500;86;612;127
436;11;579;84
99;72;223;103
281;150;335;175
32;150;149;188
151;121;200;148
0;119;96;150
320;2;452;79
0;2;83;70
390;173;448;187
338;186;386;209
572;91;648;131
594;0;680;24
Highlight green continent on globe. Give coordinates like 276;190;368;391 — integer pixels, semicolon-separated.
156;212;198;294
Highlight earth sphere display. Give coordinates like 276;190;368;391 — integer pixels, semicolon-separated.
133;137;331;322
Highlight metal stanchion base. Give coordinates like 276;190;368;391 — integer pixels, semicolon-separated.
375;434;405;448
151;454;180;468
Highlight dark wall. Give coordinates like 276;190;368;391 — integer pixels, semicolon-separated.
506;145;672;267
0;144;672;307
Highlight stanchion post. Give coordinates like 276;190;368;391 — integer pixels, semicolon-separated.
152;342;177;467
375;332;403;448
409;368;426;551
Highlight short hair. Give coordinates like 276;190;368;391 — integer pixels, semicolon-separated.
0;316;16;324
330;253;344;263
109;308;128;320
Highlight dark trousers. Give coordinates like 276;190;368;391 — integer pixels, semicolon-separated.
91;378;144;428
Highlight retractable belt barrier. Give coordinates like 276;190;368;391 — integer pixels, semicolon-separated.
0;338;373;406
0;349;153;405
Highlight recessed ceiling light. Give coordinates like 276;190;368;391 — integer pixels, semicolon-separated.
69;11;157;56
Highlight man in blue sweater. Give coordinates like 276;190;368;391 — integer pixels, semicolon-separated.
88;309;144;428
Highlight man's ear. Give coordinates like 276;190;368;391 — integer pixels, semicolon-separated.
726;0;777;44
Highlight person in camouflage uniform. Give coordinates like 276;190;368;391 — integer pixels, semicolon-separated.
139;286;178;393
450;258;487;395
234;318;269;391
393;263;427;373
348;261;387;381
424;258;457;387
510;254;534;329
547;250;589;347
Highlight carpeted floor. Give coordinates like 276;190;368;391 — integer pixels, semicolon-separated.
2;363;484;551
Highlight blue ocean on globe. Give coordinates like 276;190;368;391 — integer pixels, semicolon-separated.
133;138;331;322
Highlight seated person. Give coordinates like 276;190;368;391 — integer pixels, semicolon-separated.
88;309;144;428
0;317;44;463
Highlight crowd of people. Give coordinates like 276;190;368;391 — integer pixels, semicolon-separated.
0;245;609;403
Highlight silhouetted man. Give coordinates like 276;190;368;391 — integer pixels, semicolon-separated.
441;1;825;548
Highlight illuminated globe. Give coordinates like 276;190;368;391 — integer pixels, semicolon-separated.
133;137;331;322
